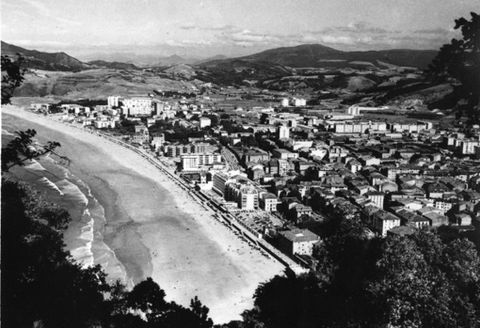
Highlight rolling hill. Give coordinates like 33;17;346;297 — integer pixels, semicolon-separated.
1;41;90;71
236;44;437;69
88;60;139;70
194;44;438;86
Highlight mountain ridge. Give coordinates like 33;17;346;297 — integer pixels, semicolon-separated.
203;43;438;69
1;41;90;71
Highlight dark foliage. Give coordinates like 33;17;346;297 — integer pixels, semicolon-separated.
237;218;480;328
1;129;67;172
429;12;480;123
1;54;26;104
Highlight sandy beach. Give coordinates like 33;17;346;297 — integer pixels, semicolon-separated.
2;105;284;323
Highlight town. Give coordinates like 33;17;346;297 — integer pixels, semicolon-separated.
30;91;480;269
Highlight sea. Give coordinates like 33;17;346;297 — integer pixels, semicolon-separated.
1;126;129;286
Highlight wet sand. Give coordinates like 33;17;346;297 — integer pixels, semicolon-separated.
2;106;284;323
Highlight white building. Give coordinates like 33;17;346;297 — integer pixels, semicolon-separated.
181;153;222;171
199;117;212;128
94;118;115;129
460;140;479;155
366;192;385;209
346;106;361;116
212;171;240;196
151;135;165;152
292;98;307;107
276;125;290;140
278;229;320;256
260;193;278;212
107;96;121;108
123;97;153;116
225;183;259;210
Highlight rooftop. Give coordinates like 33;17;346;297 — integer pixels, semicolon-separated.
279;228;320;243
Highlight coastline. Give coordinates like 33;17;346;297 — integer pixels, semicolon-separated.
2;105;284;323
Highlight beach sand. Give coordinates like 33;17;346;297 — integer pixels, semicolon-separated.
2;106;284;323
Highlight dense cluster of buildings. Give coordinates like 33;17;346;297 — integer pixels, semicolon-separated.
32;93;480;265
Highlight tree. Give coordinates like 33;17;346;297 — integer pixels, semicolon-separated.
127;277;168;322
1;129;66;172
429;12;480;123
1;54;26;104
189;296;214;328
1;180;111;328
1;55;66;172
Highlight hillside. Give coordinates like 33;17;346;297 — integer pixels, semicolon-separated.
194;44;438;87
13;69;202;99
88;60;139;70
1;41;89;71
240;44;343;67
203;44;437;69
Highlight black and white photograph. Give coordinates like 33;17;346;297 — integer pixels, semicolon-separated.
1;0;479;327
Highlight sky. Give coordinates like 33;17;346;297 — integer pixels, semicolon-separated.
1;0;478;61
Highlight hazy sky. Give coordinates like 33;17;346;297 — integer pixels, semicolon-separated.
1;0;478;60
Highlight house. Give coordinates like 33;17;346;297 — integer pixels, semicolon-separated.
293;204;313;220
425;182;450;199
151;134;165;152
417;207;448;227
346;158;362;174
132;124;150;144
278;228;320;256
199;117;211;128
243;148;270;164
452;213;472;226
272;148;299;160
259;193;278;212
367;208;401;237
366;191;385;209
393;208;430;229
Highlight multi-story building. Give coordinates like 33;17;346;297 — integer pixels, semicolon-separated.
132;124;150;144
151;134;165;152
276;125;290;140
212;172;239;196
107;96;121;107
225;182;259;210
199;117;211;128
243;148;270;164
366;191;385;209
181;153;222;171
122;97;153;116
373;209;401;237
388;121;432;133
278;228;320;256
460;140;479;155
292;98;307;107
259;193;278;212
272;148;298;160
280;98;290;107
164;143;209;157
94;118;116;129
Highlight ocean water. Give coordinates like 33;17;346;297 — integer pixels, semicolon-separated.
2;128;128;285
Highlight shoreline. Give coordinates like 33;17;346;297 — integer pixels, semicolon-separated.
2;105;285;323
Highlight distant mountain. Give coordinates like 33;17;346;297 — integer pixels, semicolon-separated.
88;60;139;70
163;64;197;80
236;44;437;68
193;54;228;65
1;41;89;71
240;44;342;66
194;43;438;87
155;54;201;67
